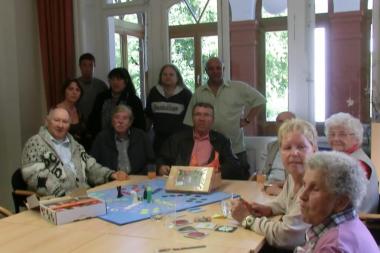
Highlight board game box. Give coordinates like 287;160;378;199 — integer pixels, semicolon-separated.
39;195;106;225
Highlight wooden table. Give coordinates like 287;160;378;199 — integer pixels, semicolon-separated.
0;176;272;253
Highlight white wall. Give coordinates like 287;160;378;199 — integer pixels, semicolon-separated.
0;0;45;211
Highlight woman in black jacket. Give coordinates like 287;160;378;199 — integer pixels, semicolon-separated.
89;67;146;138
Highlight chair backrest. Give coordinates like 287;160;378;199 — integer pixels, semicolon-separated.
11;168;30;213
11;168;28;191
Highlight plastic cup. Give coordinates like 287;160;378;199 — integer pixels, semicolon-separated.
147;164;157;179
164;200;177;229
256;173;267;184
220;200;232;218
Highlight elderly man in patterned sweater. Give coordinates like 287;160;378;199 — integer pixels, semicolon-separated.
21;108;127;197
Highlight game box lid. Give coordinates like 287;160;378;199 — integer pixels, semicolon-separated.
165;166;222;193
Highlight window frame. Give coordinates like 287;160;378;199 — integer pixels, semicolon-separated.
112;13;147;104
255;0;373;136
169;22;218;89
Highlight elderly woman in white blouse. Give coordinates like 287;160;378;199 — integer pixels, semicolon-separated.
325;112;379;213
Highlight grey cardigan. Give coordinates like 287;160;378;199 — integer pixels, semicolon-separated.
21;127;113;197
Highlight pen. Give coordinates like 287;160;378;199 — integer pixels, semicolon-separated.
157;245;206;252
157;249;171;252
173;245;206;251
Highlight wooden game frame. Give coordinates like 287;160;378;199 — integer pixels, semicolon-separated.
165;166;221;193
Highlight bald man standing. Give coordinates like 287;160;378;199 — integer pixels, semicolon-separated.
21;108;127;197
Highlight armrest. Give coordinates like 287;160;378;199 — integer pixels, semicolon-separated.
359;213;380;221
0;206;13;217
14;190;36;196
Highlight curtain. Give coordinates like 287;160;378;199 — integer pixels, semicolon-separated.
37;0;75;108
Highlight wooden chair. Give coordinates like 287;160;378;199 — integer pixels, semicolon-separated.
11;168;36;213
0;206;13;217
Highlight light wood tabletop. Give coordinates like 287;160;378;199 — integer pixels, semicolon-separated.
0;176;273;253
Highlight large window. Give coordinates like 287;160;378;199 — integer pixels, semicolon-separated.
108;13;146;102
259;0;289;122
259;0;328;124
168;0;218;92
265;31;288;121
314;27;326;122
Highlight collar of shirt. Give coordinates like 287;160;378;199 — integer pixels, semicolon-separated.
78;77;93;85
47;132;76;174
49;132;70;146
115;130;130;142
345;144;360;154
156;84;183;97
199;80;231;91
297;207;357;253
193;131;210;141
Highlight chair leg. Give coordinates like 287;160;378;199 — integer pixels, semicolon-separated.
12;193;20;213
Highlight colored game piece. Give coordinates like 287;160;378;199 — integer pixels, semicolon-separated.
130;190;138;203
117;186;123;198
143;186;147;200
146;186;152;203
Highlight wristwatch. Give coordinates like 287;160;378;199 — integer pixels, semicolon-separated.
242;215;255;229
244;117;250;124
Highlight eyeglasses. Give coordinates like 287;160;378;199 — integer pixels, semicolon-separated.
327;132;355;138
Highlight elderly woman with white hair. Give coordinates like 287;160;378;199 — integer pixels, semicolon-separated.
296;151;378;252
325;112;379;213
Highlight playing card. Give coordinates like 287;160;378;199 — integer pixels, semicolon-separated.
184;231;208;239
194;222;216;230
174;219;191;227
177;225;197;233
215;225;238;233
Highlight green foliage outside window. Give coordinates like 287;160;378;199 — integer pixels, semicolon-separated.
265;31;289;121
169;0;217;91
171;38;195;91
